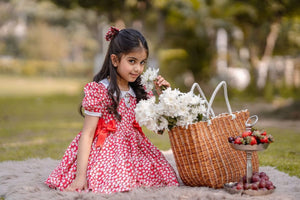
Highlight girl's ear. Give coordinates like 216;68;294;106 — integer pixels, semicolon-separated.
110;54;119;67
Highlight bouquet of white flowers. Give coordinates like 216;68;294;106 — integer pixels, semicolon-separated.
135;68;207;133
140;67;159;92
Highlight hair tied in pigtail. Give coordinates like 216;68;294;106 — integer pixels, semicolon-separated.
105;26;119;41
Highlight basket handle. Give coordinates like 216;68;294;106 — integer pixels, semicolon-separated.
206;81;233;118
189;83;215;117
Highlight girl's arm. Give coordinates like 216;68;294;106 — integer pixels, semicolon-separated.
65;115;99;192
154;75;170;95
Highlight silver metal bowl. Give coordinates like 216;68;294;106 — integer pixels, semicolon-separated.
223;182;276;196
230;143;269;151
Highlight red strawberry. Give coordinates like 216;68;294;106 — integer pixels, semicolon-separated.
234;137;243;144
261;131;267;136
250;136;257;145
242;131;252;138
260;136;269;143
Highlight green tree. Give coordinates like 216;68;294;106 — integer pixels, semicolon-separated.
43;0;300;92
44;0;215;89
145;0;216;89
42;0;151;22
227;0;300;89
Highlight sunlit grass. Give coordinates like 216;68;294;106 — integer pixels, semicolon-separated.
0;93;172;161
0;93;84;160
257;128;300;178
143;129;171;151
0;75;87;97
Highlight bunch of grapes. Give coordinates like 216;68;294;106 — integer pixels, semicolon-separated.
233;172;275;191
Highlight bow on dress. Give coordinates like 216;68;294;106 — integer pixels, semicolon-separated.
133;120;143;133
94;118;116;147
133;120;146;139
94;119;145;147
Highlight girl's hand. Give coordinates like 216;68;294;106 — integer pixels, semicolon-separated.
154;75;170;94
65;176;88;192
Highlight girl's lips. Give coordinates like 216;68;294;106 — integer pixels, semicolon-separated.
130;74;139;78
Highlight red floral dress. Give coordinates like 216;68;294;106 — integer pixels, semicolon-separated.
45;79;179;194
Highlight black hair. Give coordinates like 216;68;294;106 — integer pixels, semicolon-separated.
80;28;149;120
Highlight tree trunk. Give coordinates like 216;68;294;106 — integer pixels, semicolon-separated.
157;9;166;44
256;21;281;89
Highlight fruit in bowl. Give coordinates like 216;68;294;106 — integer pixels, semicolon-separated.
228;129;274;145
224;171;276;195
232;172;276;191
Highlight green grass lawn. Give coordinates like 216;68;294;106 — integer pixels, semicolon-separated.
0;94;84;160
257;128;300;178
0;76;299;178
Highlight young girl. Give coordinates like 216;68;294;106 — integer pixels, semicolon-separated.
45;27;179;194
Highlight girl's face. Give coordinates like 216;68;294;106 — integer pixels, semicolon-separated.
111;48;147;88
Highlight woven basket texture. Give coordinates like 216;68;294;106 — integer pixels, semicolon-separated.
168;110;259;188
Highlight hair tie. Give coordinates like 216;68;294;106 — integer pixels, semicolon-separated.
105;26;119;41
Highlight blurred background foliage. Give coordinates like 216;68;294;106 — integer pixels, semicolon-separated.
0;0;300;97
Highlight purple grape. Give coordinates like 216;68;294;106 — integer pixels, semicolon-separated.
265;180;273;188
251;182;259;190
244;183;251;190
259;180;266;188
236;183;243;190
228;137;235;143
259;172;267;178
267;185;275;190
251;175;260;183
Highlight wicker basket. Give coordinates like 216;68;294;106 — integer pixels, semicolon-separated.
168;82;259;188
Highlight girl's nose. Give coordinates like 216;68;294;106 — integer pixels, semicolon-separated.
134;64;142;72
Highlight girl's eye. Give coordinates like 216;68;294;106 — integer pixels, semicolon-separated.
129;60;135;64
141;60;147;65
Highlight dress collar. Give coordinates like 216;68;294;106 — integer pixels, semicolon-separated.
99;78;136;98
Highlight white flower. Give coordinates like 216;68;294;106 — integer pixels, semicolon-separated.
135;86;207;133
176;114;195;128
157;116;169;131
158;88;183;117
141;68;159;92
135;97;157;126
144;119;160;133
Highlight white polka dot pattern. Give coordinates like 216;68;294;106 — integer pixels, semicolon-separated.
45;82;179;193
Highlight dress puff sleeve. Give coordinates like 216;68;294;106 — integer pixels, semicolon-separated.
82;82;107;117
